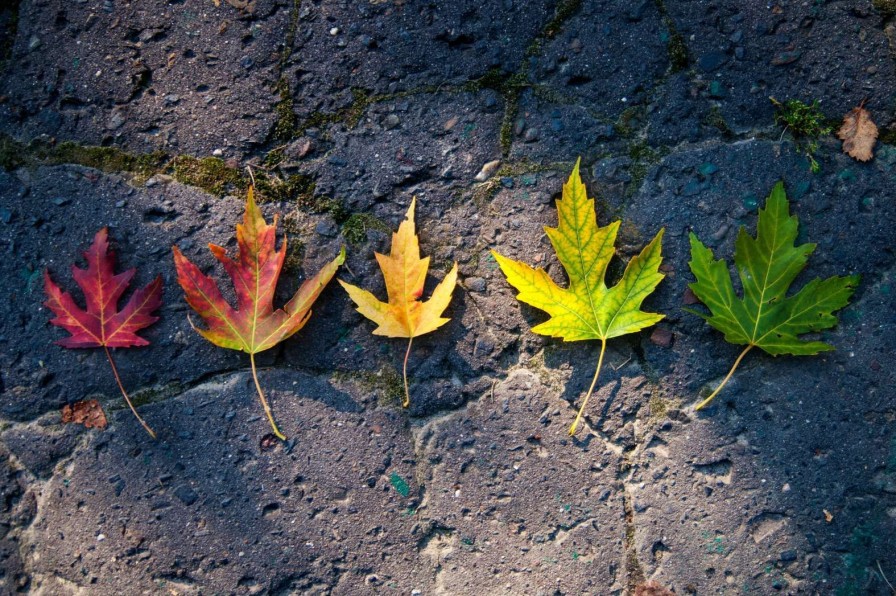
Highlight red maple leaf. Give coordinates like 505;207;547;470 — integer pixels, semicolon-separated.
45;228;163;438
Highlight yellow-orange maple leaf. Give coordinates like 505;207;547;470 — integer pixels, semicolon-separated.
339;198;458;407
173;187;344;440
838;105;877;161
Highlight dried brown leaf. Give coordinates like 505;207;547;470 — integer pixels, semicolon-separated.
838;106;878;161
61;400;108;429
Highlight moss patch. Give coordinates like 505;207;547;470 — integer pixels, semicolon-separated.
42;143;167;182
654;0;688;72
334;366;404;407
878;127;896;145
0;134;28;170
465;68;530;155
0;134;168;184
254;173;316;204
703;106;733;137
341;212;390;245
272;77;299;142
872;0;896;15
300;88;372;134
0;0;20;67
543;0;583;38
614;105;647;138
771;98;834;173
172;155;245;196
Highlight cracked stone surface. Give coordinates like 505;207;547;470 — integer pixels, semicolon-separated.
2;0;896;594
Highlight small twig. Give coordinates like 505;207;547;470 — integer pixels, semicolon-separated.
246;166;257;187
612;356;631;371
878;561;896;594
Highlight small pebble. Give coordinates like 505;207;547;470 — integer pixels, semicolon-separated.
465;277;486;292
474;159;501;182
383;114;400;130
650;327;673;348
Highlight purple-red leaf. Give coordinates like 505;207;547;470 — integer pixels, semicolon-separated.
45;228;162;439
45;228;163;349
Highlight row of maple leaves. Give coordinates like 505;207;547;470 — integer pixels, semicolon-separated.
44;160;859;440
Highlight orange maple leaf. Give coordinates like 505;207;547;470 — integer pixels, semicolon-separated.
172;187;344;440
339;198;458;407
45;228;163;438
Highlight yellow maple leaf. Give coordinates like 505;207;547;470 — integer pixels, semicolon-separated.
492;159;665;436
339;198;458;407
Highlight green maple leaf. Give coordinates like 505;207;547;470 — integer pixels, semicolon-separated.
492;159;665;436
687;181;860;409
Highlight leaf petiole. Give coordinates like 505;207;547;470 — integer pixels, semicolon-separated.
250;352;286;441
569;339;607;436
695;344;754;411
104;346;156;439
402;337;413;408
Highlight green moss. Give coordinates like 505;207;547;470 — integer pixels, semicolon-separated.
0;135;168;183
340;212;390;245
129;382;184;409
272;78;299;142
254;172;316;204
334;366;404;407
0;0;20;67
614;106;646;138
667;29;689;72
0;134;28;170
878;127;896;145
653;0;689;72
499;101;519;155
345;88;372;128
836;521;880;596
771;98;834;173
648;394;669;421
463;68;530;155
543;0;583;38
772;98;832;138
263;148;285;168
467;68;528;96
283;238;306;274
172;155;245;196
41;142;167;182
872;0;896;15
628;141;658;162
298;88;373;134
703;106;733;137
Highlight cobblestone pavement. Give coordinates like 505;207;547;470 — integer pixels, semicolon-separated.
1;0;895;593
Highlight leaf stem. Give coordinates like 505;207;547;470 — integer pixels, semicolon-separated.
569;339;607;437
250;352;286;440
103;346;156;439
402;336;414;408
695;344;754;411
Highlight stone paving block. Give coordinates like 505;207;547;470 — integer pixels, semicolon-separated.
0;0;289;158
